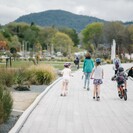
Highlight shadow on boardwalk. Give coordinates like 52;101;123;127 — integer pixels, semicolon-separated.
10;64;133;133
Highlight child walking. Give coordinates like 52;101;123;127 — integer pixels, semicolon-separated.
61;62;72;96
91;58;104;101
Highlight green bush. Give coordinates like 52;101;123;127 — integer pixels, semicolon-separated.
0;68;16;87
27;64;56;85
0;85;13;124
14;68;28;85
103;59;112;64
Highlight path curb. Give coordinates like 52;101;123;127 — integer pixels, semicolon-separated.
9;77;62;133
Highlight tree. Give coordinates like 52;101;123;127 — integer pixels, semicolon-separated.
103;21;126;55
126;25;133;59
82;22;104;49
58;27;79;46
8;35;21;51
38;27;57;53
0;32;5;40
52;32;74;56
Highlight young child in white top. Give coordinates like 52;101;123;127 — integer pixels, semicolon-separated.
91;58;104;101
61;62;72;96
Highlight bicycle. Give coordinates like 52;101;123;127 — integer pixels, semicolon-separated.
111;76;127;101
118;83;127;101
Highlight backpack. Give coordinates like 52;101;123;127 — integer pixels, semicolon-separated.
116;73;125;84
74;60;78;65
115;60;119;69
74;57;79;65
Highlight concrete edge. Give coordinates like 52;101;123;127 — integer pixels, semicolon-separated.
9;77;62;133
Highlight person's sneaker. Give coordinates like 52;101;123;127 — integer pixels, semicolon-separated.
93;97;95;99
97;96;100;101
83;87;86;89
60;94;63;96
87;88;90;91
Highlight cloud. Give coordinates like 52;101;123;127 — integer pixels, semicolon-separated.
75;6;86;14
0;0;133;25
0;4;25;24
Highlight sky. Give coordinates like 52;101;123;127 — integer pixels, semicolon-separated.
0;0;133;25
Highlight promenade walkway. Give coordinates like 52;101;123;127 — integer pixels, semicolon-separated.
10;63;133;133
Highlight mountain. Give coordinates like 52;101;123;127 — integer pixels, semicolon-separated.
124;21;133;25
15;10;106;32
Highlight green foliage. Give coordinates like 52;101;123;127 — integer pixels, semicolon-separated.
15;10;105;32
58;27;79;46
14;68;28;86
0;85;13;124
35;70;54;85
103;22;126;53
29;58;37;65
8;35;21;50
52;32;74;55
1;10;133;59
27;64;56;85
38;27;57;50
0;32;5;40
0;68;16;87
82;22;104;48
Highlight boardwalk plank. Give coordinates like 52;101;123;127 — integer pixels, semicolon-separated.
10;64;133;133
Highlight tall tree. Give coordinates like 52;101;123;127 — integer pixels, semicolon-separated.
82;22;104;49
38;27;57;53
52;32;74;56
126;25;133;59
103;21;126;55
58;27;79;46
8;35;21;51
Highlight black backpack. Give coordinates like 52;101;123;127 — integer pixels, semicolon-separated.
116;75;125;84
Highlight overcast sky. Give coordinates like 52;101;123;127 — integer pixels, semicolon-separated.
0;0;133;25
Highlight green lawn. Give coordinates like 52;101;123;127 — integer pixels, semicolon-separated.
0;60;83;71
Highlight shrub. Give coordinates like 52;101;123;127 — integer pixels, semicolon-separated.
27;64;56;85
0;85;13;124
14;68;30;91
106;59;112;64
102;59;112;64
14;68;28;86
0;68;16;87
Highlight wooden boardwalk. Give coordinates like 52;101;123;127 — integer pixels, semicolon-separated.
10;64;133;133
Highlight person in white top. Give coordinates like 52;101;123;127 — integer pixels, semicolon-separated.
61;62;72;96
91;58;104;101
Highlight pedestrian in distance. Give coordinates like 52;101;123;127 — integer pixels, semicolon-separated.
82;52;94;90
60;62;73;96
91;58;104;101
74;56;80;69
127;66;133;78
113;55;121;75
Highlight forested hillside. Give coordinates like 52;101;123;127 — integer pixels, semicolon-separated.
15;10;106;32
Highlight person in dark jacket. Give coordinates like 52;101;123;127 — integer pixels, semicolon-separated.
128;66;133;78
83;52;94;90
74;56;80;69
